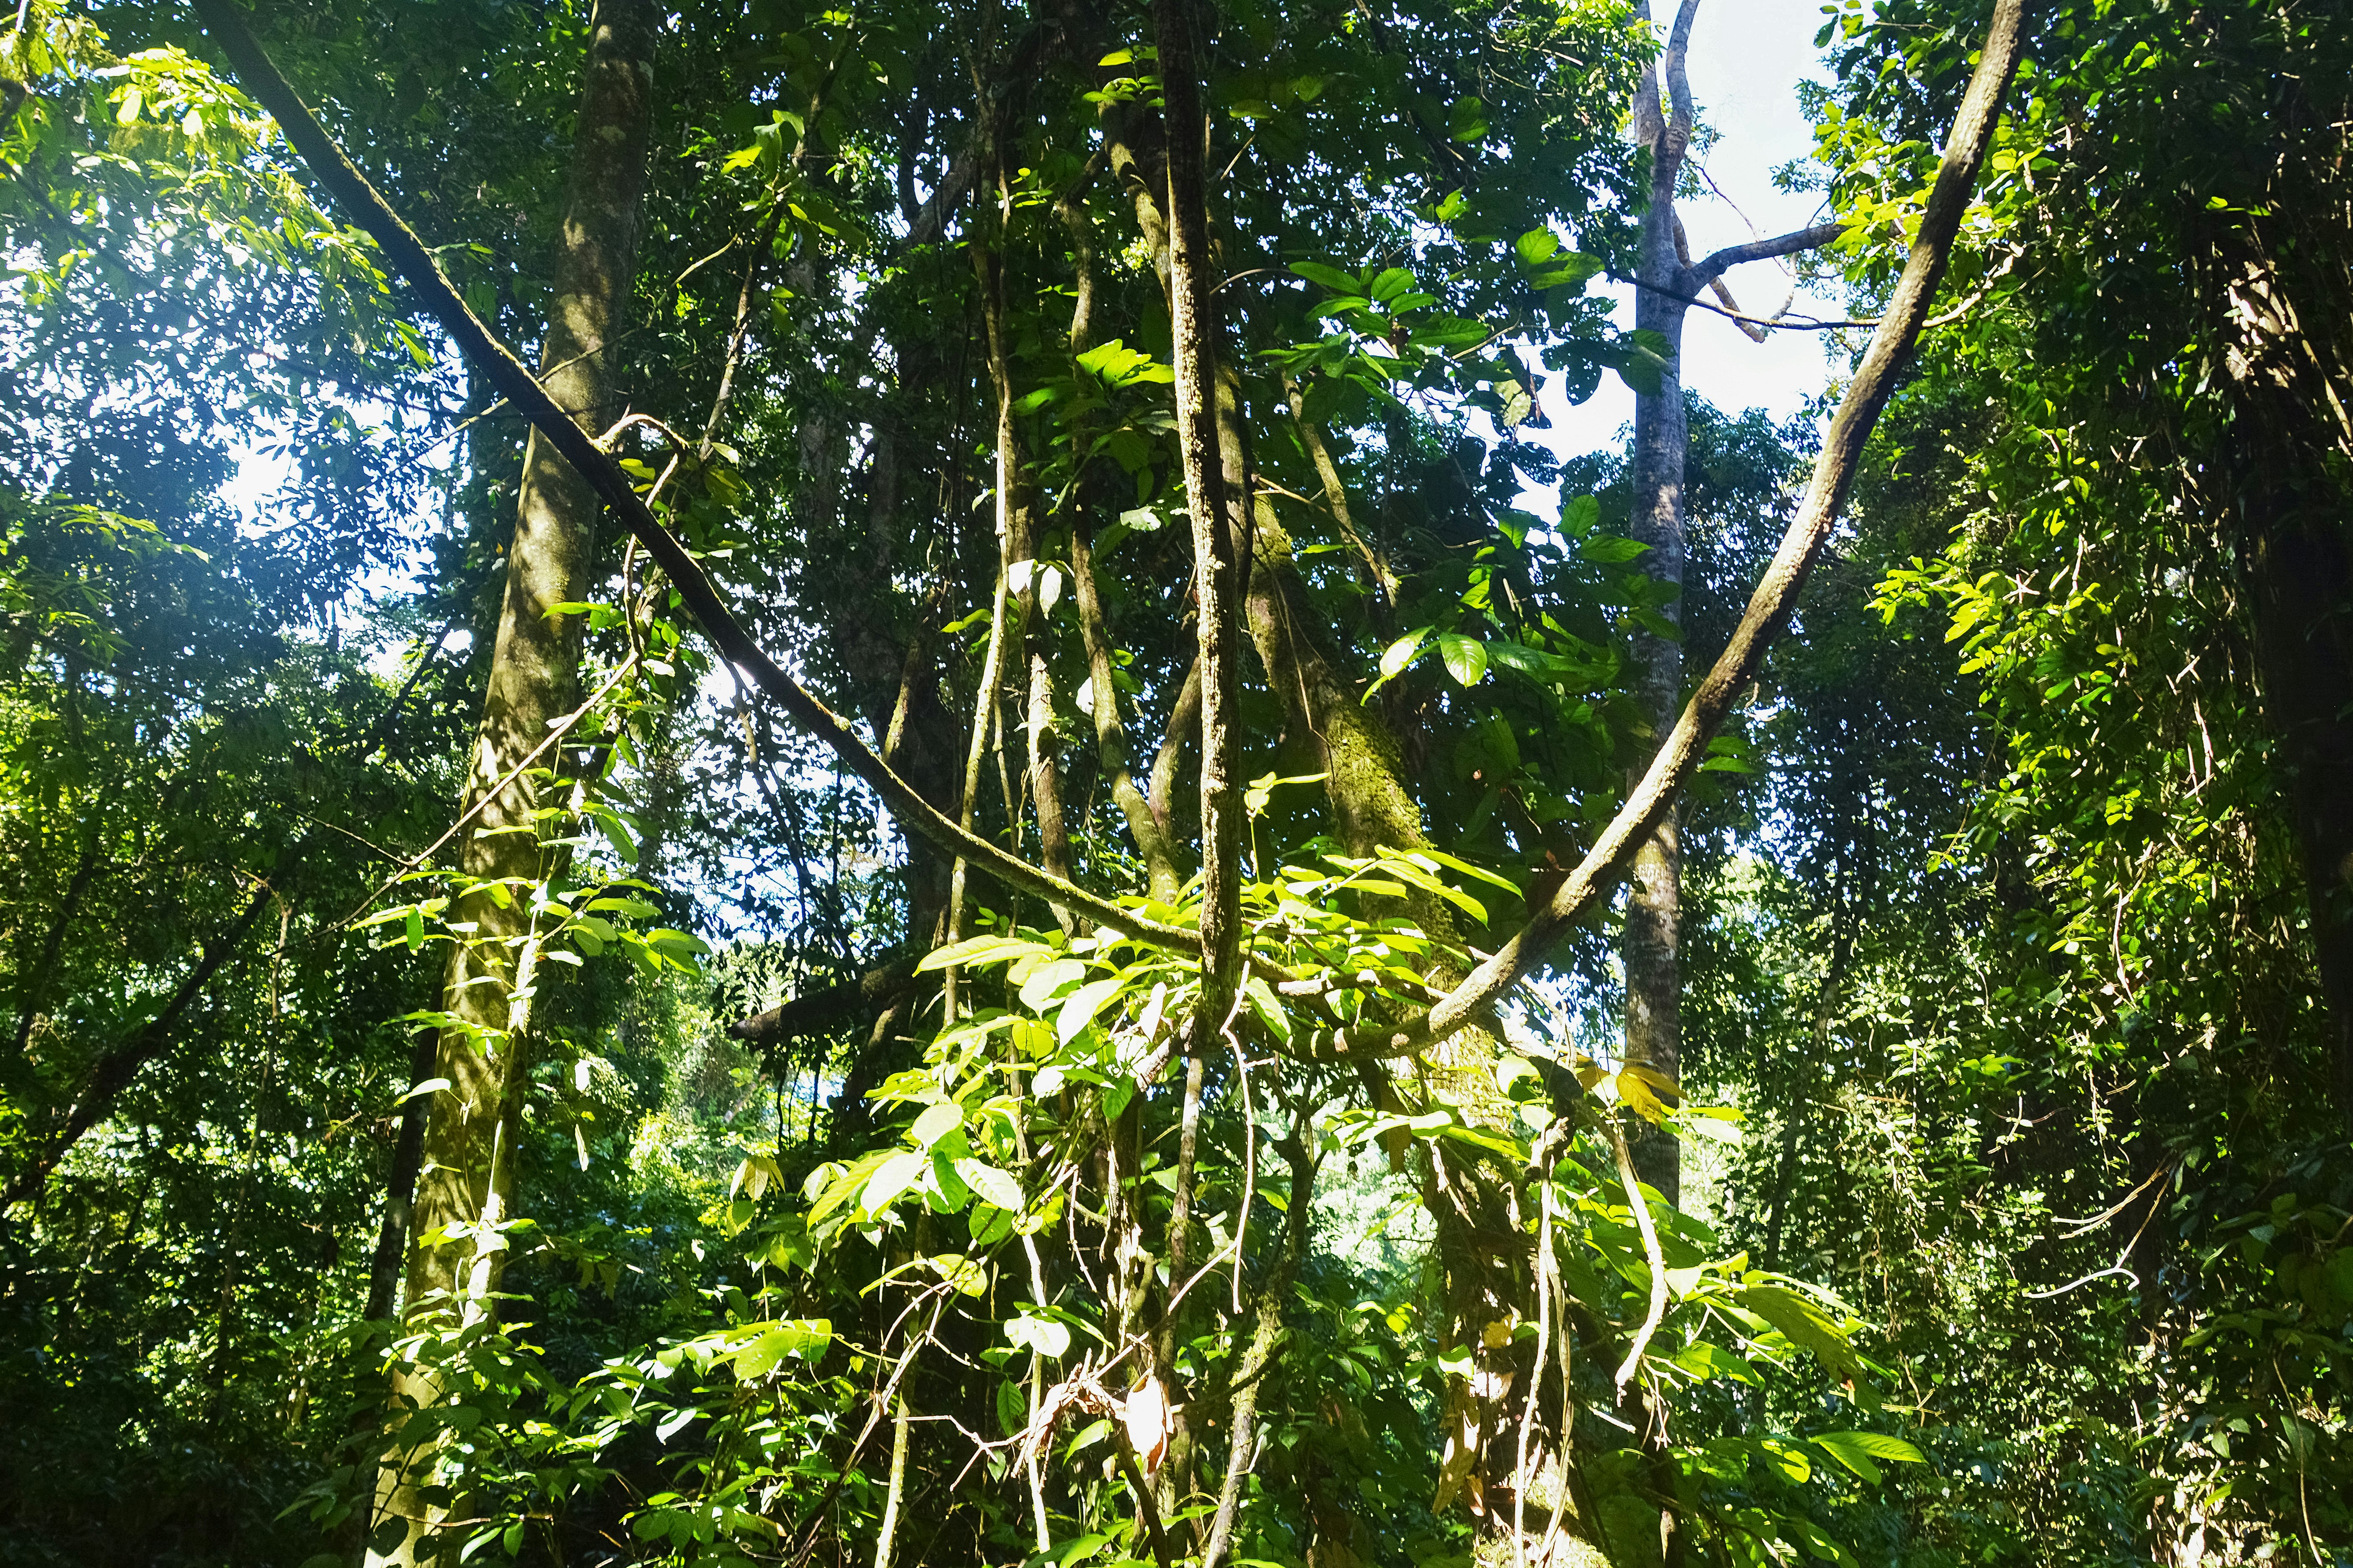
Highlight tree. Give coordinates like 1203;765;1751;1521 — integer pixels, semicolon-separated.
319;1;660;1558
1614;0;1849;1208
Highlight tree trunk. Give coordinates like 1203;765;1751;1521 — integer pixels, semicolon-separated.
1152;0;1244;1019
1621;0;1701;1211
2207;237;2353;1132
366;4;655;1559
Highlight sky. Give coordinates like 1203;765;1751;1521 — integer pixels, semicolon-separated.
1541;0;1847;459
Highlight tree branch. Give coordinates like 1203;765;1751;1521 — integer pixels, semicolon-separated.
1153;0;1246;1020
1609;1119;1670;1393
727;955;923;1047
191;0;1198;959
4;877;275;1208
1315;0;2031;1061
1661;0;1700;157
1684;219;1847;288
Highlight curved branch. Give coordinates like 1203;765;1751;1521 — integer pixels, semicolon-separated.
1684;219;1848;288
1661;0;1700;156
192;0;1198;960
727;955;923;1047
1319;0;2031;1062
1609;1119;1670;1394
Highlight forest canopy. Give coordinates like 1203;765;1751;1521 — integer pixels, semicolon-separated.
2;1;2350;1565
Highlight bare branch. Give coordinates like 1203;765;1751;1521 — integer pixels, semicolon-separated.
1617;267;1875;332
1149;654;1203;830
1685;219;1848;287
1609;1119;1671;1393
727;955;923;1047
1662;0;1700;154
1676;211;1772;342
5;880;275;1207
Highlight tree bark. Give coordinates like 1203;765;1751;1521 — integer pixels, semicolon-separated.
1152;0;1244;1023
364;4;656;1559
1621;0;1703;1210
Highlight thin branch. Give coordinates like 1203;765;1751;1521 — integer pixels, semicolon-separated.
338;653;642;927
1614;267;1880;332
345;616;460;758
2022;1266;2138;1301
1073;515;1183;903
1154;0;1245;1022
1148;654;1203;832
699;204;784;458
1609;1119;1670;1394
4;877;276;1207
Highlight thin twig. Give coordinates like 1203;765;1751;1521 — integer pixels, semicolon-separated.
1609;1118;1669;1395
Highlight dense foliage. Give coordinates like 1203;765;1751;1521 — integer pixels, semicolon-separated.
2;1;2347;1565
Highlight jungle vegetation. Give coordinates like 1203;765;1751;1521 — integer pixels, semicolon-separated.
2;0;2349;1564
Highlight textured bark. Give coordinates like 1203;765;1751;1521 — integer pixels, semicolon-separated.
727;955;923;1048
366;4;656;1559
1025;647;1074;913
1073;516;1183;903
1240;505;1427;863
1152;0;1244;1022
1062;156;1182;904
1620;0;1703;1210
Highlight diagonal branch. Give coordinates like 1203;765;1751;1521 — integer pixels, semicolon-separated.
4;876;276;1207
1684;219;1848;288
191;0;1198;959
1313;0;2031;1063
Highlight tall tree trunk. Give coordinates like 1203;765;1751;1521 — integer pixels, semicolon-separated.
365;4;655;1560
1621;0;1702;1211
2206;233;2353;1132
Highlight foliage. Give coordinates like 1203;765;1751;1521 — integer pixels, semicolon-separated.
3;0;2350;1565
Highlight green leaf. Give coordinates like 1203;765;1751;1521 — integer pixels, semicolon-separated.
1291;260;1364;293
1007;1313;1073;1358
862;1150;929;1214
1381;626;1433;678
648;928;712;960
1020;957;1089;1013
1815;1430;1925;1479
958;1159;1025;1212
909;1102;964;1149
1058;976;1125;1044
1515;227;1560;266
1436;633;1488;686
919;934;1051;972
997;1378;1028;1437
1580;534;1648;565
732;1319;832;1378
1735;1284;1864;1378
